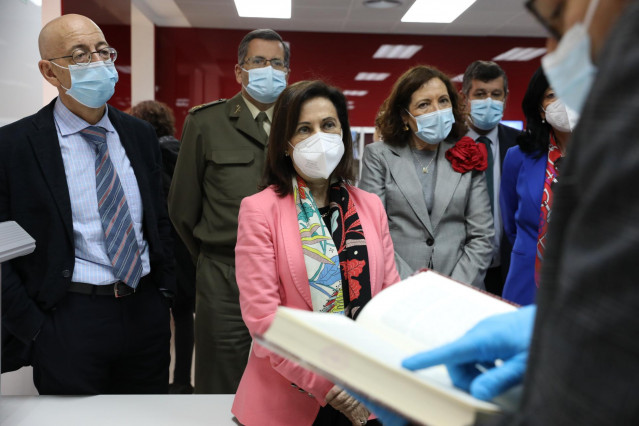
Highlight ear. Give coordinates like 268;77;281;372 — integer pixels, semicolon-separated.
38;60;62;88
400;109;409;125
234;64;244;86
461;91;471;107
545;37;559;54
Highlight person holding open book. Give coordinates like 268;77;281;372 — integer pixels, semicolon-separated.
231;80;401;426
356;0;639;424
359;65;494;288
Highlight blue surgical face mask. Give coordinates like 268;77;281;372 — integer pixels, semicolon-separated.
406;108;455;145
541;0;600;118
242;65;287;104
470;98;504;131
52;61;118;108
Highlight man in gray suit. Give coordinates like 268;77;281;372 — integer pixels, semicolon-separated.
168;29;290;394
462;61;520;296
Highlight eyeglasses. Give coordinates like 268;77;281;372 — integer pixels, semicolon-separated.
242;56;288;71
48;47;118;66
525;0;562;40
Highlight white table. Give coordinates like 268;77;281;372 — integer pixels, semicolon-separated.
0;395;238;426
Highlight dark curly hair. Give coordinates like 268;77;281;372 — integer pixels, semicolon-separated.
376;65;467;147
263;80;355;196
517;67;552;157
130;100;176;138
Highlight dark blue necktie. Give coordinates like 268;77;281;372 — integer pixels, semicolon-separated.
80;126;142;288
477;136;494;213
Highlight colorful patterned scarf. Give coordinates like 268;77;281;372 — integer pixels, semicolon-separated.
293;176;372;319
535;135;563;286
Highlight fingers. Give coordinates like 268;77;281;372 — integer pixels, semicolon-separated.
348;404;370;426
470;352;528;401
329;389;360;413
325;385;343;403
402;334;480;371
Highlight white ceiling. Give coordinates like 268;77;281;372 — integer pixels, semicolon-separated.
134;0;545;38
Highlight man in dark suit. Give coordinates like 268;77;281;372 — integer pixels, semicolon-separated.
0;14;174;394
462;61;520;296
168;29;290;394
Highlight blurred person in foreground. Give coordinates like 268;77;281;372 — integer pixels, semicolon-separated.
232;80;400;426
358;0;639;424
130;100;196;393
359;65;494;287
499;68;573;306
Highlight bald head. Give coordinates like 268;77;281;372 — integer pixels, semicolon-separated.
38;14;104;60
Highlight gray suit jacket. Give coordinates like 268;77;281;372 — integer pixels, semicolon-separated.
359;140;494;288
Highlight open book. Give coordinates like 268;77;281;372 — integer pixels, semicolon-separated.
257;270;519;426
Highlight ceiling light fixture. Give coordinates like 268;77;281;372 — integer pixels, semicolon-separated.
234;0;291;19
363;0;403;8
373;44;422;59
401;0;476;23
493;47;547;61
355;72;391;81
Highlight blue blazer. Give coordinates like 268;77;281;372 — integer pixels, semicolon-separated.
499;146;546;305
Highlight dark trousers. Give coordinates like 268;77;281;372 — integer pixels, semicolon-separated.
31;278;171;395
313;405;382;426
484;266;504;297
194;256;251;394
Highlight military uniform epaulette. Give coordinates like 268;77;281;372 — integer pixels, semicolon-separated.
188;99;227;114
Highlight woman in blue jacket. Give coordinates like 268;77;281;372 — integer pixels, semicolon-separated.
500;68;573;305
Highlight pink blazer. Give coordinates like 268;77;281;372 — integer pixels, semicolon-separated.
232;185;400;426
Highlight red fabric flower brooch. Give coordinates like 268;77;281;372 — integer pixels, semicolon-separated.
445;136;488;173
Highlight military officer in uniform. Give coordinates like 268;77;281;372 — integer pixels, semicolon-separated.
168;28;290;394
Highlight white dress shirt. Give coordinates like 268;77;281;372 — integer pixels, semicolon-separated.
53;99;150;284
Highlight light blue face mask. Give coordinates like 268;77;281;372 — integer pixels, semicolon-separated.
407;107;455;145
541;0;600;118
470;98;504;131
53;61;119;108
242;65;287;104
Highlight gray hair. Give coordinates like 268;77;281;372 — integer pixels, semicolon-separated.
462;60;508;95
237;29;290;67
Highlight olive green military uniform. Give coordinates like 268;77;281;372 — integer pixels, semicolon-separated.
168;92;269;394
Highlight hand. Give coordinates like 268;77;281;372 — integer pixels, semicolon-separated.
326;385;370;425
346;388;408;426
402;305;536;401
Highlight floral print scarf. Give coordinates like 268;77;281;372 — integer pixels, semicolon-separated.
293;176;372;319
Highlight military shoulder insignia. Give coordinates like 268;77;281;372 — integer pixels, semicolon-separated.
189;99;226;114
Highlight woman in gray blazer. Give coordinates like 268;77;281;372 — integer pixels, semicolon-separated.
360;65;494;287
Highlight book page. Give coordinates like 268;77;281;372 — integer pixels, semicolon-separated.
357;271;517;355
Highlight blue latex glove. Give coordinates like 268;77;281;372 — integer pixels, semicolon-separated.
346;388;408;426
402;305;536;401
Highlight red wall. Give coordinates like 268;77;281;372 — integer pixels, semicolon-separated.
155;28;545;135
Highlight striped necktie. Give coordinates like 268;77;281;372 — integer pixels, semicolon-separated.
80;126;142;289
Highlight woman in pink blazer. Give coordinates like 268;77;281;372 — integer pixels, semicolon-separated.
232;81;401;426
